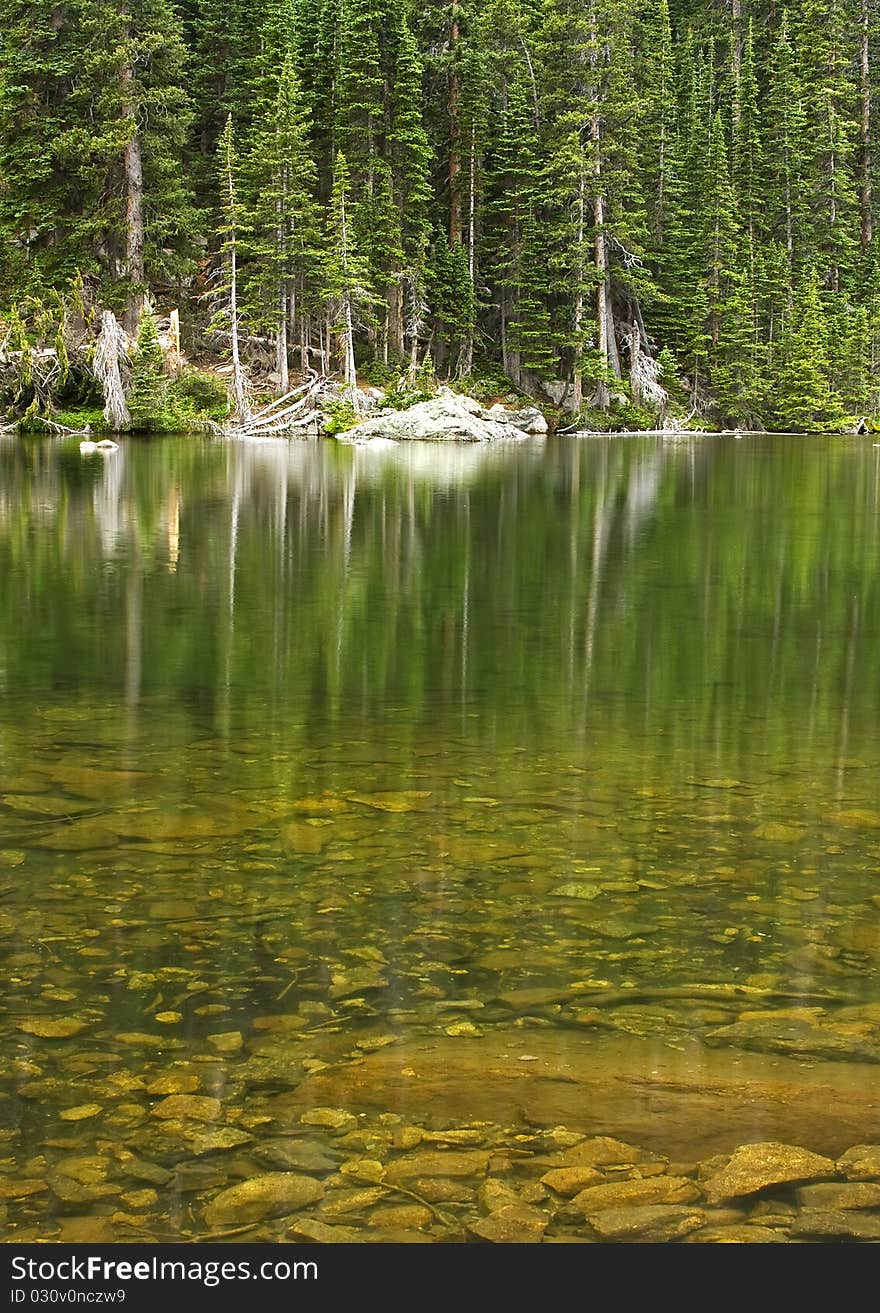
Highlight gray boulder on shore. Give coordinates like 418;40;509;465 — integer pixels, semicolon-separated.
342;390;548;443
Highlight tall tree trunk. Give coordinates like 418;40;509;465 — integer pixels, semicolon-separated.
448;4;462;246
861;0;874;251
730;0;743;131
572;160;586;411
277;171;289;392
278;282;289;393
387;280;404;360
829;104;840;292
228;239;249;419
459;118;477;376
121;59;145;335
221;119;249;420
589;0;609;411
338;186;360;410
593;145;611;409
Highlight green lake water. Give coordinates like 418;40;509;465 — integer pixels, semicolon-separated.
2;430;880;1242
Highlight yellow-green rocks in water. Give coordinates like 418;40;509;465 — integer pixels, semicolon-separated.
752;822;805;843
121;1189;159;1209
206;1032;243;1054
290;1218;360;1242
384;1150;490;1183
369;1204;434;1229
0;1180;48;1200
145;1073;201;1096
837;1144;880;1181
703;1142;836;1204
17;1017;87;1039
795;1182;880;1209
59;1104;102;1122
300;1107;357;1131
588;1205;705;1242
288;796;350;815
282;821;330;854
444;1021;483;1037
350;790;431;813
551;883;603;901
828;809;880;829
468;1203;549;1243
571;1176;700;1213
339;1159;385;1184
540;1165;604;1196
204;1173;324;1227
186;1128;253;1154
150;1095;222;1122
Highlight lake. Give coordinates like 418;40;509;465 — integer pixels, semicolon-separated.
1;430;880;1243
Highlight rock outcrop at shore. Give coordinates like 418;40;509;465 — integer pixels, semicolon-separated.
343;390;549;443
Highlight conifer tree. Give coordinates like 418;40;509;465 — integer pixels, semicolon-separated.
128;308;169;429
636;0;675;245
216;115;250;419
0;1;88;300
324;152;378;406
66;0;197;329
0;0;195;321
772;268;845;431
241;50;323;389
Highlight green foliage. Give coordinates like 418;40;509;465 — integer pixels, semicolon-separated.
321;397;360;433
169;371;231;422
771;269;846;432
127;311;169;431
381;357;437;409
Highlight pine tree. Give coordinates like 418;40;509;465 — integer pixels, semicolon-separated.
215;115;250;419
731;19;762;261
324;152;378;406
712;258;764;425
241;50;323;389
65;0;198;329
772;268;845;431
0;1;89;301
793;0;861;292
636;0;675;245
480;9;543;384
128;307;169;429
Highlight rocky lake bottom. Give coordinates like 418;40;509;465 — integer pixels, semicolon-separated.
2;432;880;1242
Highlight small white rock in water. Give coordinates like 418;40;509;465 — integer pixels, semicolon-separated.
80;439;118;454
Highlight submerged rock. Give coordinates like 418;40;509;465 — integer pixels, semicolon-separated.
837;1144;880;1180
795;1181;880;1209
150;1095;222;1122
203;1173;324;1227
706;1016;880;1064
283;1027;880;1160
384;1149;490;1183
790;1209;880;1240
570;1176;700;1214
703;1142;836;1204
468;1203;549;1243
16;1017;88;1039
587;1204;705;1242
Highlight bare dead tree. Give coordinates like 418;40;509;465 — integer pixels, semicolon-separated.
93;310;131;431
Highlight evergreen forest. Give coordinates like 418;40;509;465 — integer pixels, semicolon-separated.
2;0;880;431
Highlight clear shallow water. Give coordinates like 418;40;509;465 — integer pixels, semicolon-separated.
1;431;880;1242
